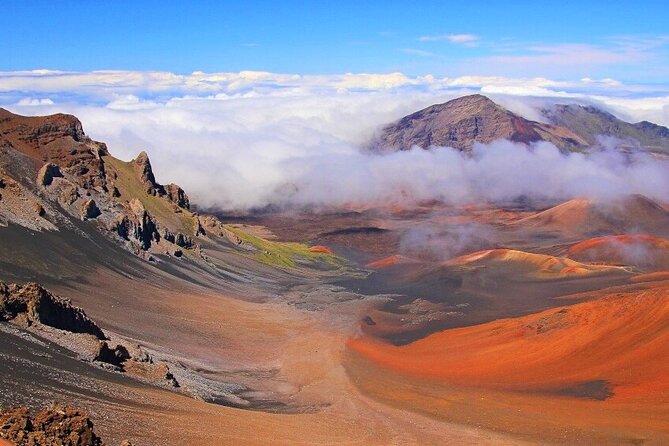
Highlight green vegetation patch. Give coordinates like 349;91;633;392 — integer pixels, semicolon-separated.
224;224;343;269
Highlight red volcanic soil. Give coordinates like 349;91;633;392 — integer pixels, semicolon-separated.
366;254;417;269
308;245;333;254
348;285;669;401
568;234;669;270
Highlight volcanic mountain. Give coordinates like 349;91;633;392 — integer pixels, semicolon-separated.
513;195;669;237
369;94;588;153
542;103;669;154
370;94;669;154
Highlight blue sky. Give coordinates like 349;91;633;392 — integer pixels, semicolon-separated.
3;0;669;81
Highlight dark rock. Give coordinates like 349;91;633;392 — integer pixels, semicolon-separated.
162;229;176;243
94;341;131;367
80;199;101;220
175;232;193;248
35;203;46;217
37;162;63;186
113;210;160;250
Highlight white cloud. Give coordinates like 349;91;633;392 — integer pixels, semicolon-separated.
1;70;668;210
15;97;54;106
419;33;479;44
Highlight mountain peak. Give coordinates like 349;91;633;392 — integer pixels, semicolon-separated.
369;94;586;153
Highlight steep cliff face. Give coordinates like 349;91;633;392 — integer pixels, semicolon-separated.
0;108;109;189
369;95;588;153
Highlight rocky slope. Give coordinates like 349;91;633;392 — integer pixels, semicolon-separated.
0;281;178;388
370;94;669;154
542;103;669;154
0;108;199;257
369;94;588;153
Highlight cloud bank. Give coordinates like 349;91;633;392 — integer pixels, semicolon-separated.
1;70;668;210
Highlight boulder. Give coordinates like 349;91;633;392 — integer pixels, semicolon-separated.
94;341;131;367
0;406;104;446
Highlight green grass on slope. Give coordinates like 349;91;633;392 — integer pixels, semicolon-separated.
224;224;343;269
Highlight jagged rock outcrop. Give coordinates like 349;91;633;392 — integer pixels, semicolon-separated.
0;108;109;190
112;201;161;250
133;151;157;193
1;108;202;255
132;153;190;209
80;199;101;220
37;162;63;186
370;94;588;153
0;282;106;339
165;183;190;209
93;340;179;387
0;406;105;446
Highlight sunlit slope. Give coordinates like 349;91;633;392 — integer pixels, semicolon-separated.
349;285;669;401
446;248;627;279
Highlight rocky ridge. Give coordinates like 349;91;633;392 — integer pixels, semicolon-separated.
0;108;202;257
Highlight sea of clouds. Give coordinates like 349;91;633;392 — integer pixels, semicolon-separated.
2;70;668;210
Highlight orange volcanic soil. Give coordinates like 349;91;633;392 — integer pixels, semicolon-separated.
445;248;626;279
632;271;669;283
569;234;669;269
513;195;669;236
348;285;669;401
308;245;333;254
365;254;417;269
